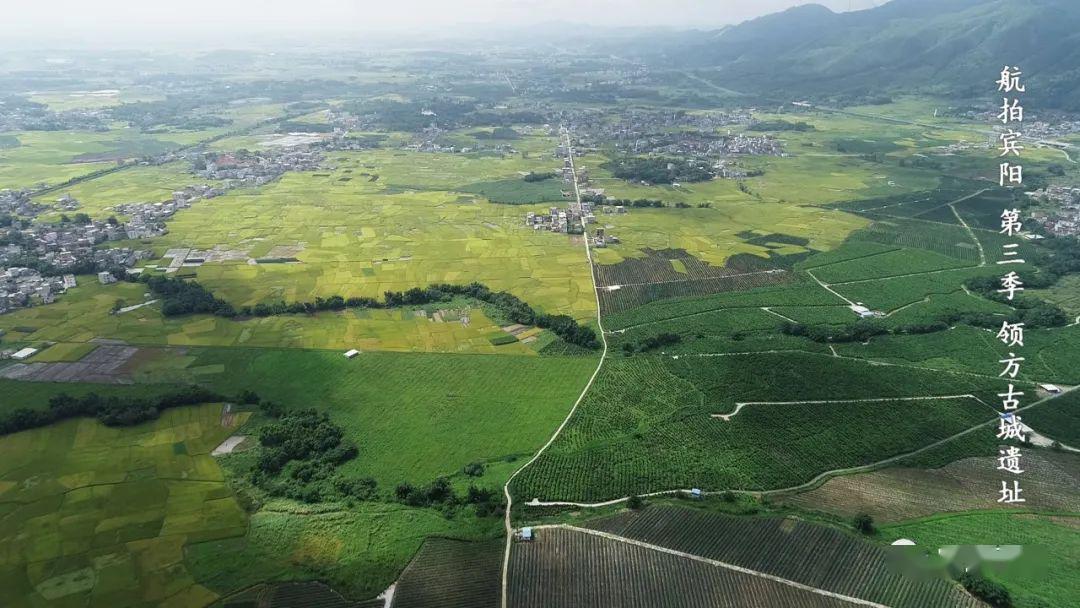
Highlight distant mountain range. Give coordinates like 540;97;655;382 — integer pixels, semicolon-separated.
633;0;1080;110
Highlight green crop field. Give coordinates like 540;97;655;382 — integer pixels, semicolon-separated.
185;348;598;488
0;403;249;608
511;353;999;502
186;501;501;602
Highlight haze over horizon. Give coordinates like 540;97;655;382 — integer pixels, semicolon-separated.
8;0;887;48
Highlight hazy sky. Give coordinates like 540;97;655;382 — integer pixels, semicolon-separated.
11;0;885;40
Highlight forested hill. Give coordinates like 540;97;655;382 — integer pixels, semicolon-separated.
634;0;1080;110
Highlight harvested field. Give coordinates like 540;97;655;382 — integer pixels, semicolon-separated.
0;343;138;383
780;450;1080;522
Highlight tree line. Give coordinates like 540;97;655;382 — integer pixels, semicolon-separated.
145;277;600;349
0;386;224;436
580;193;711;209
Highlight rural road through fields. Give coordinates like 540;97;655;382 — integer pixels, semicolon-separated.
499;129;609;608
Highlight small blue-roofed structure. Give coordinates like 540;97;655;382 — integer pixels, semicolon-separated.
521;527;534;541
690;488;702;498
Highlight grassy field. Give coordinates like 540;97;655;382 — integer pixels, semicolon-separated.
0;403;249;608
193;348;596;487
881;512;1080;608
186;501;501;602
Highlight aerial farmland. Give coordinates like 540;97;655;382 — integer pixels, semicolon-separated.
2;2;1080;607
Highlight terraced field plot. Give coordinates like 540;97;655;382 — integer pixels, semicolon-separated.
0;403;249;608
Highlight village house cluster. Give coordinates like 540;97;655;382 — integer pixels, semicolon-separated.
113;184;225;239
194;149;323;185
1029;184;1080;236
0;268;74;312
0;189;46;217
0;99;108;132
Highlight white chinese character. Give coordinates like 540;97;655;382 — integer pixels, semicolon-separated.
997;413;1026;441
997;243;1024;265
997;66;1025;93
999;163;1023;187
996;321;1024;347
997;446;1024;474
999;352;1024;378
998;271;1024;300
998;479;1026;503
998;384;1024;410
1000;209;1023;236
998;130;1024;157
998;98;1023;124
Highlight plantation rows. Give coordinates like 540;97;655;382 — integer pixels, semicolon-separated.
602;280;835;330
810;248;973;285
595;248;792;289
508;526;860;608
598;271;791;315
851;220;982;263
583;507;983;608
594;247;799;315
511;354;999;502
390;538;501;608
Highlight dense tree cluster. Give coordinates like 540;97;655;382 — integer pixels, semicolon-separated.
394;478;505;517
747;120;814;132
956;572;1012;608
522;171;555;182
0;386;224;436
621;332;681;355
602;156;713;185
472;127;520;140
779;319;889;343
248;409;368;503
143;275;237;317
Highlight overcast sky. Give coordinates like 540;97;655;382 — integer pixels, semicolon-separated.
10;0;885;42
